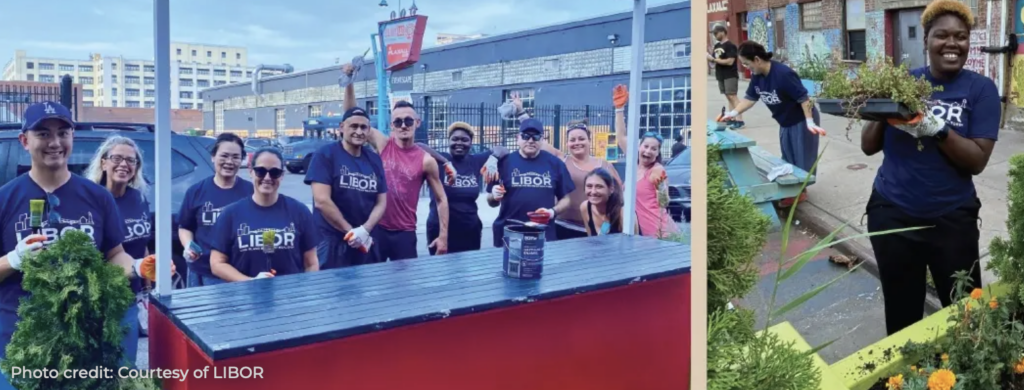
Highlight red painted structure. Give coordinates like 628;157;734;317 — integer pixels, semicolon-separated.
149;274;690;390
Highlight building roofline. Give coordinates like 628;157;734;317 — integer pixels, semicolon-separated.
198;1;689;94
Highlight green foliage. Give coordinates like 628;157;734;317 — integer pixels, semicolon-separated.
707;308;757;390
706;143;770;312
989;154;1024;305
793;51;831;82
708;307;820;390
0;230;151;390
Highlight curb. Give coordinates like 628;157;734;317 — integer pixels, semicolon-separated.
792;201;944;313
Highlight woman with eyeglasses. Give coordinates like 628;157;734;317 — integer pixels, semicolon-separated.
579;168;625;236
612;85;681;239
178;133;254;287
500;94;621;240
210;148;320;281
718;41;826;207
0;102;155;381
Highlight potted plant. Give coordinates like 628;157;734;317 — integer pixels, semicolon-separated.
0;230;160;390
818;58;941;140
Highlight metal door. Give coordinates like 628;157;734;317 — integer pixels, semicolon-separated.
894;8;926;69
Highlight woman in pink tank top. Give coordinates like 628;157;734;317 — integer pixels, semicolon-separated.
612;85;680;239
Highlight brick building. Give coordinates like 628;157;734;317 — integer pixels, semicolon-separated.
200;2;691;146
79;107;203;133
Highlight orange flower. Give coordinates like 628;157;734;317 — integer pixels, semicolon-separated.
941;353;949;362
887;374;904;390
970;288;983;300
990;297;999;309
928;369;956;390
911;365;918;372
1015;362;1024;374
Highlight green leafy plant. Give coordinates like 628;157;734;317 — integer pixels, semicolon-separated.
989;154;1024;305
820;57;942;140
0;230;159;390
794;51;832;83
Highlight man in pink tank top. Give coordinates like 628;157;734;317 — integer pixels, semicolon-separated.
343;91;452;261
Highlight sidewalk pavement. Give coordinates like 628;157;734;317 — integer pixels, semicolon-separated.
706;76;1017;295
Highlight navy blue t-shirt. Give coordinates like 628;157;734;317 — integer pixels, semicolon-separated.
210;196;319;278
177;177;254;277
745;60;810;127
0;174;125;314
114;186;151;294
304;142;388;239
874;68;1000;218
486;152;575;247
427;152;490;232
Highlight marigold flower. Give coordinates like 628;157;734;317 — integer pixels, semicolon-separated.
910;365;917;372
928;369;956;390
1015;362;1024;374
941;353;949;362
971;288;983;300
990;297;999;309
887;374;904;390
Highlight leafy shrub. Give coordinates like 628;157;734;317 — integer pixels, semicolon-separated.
989;154;1024;305
793;51;831;82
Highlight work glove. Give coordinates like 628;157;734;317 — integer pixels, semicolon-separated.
613;85;629;109
254;272;275;279
182;241;200;262
650;167;668;187
134;255;176;282
534;208;555;221
887;111;945;138
806;118;827;136
719;110;740;122
491;184;506;201
442;162;457;186
6;234;45;271
480;155;500;183
344;226;371;249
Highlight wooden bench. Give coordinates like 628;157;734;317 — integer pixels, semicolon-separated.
748;145;816;201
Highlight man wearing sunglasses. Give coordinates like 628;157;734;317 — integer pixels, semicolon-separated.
0;102;148;383
486;118;575;247
340;70;452;261
305;106;388;268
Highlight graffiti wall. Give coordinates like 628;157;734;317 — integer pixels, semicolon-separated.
780;3;840;66
747;10;773;52
865;11;885;59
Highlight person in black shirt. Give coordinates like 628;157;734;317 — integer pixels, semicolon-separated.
671;134;685;159
708;25;744;129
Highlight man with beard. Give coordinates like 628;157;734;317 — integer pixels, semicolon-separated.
304;107;388;268
486;118;575;247
341;66;452;260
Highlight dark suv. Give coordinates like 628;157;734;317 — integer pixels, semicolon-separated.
0;122;216;290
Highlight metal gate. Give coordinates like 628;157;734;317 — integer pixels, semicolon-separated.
0;77;78;124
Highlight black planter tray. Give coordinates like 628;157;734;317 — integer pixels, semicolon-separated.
818;98;916;122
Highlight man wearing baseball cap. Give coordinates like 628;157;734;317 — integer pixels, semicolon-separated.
304;105;388;268
0;101;160;381
485;117;575;247
708;24;744;129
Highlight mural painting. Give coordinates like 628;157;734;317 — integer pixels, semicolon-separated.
781;3;840;66
865;11;885;60
747;10;773;52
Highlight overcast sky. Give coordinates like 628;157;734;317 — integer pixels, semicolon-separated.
2;0;679;71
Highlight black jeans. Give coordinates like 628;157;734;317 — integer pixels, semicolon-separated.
372;228;419;261
427;219;483;256
866;189;982;335
555;220;589;240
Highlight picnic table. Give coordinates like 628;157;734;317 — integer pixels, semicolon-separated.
149;234;691;390
708;121;816;228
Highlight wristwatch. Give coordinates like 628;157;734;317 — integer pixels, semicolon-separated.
934;128;950;142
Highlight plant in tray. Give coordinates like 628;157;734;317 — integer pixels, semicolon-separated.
819;57;942;141
0;230;160;390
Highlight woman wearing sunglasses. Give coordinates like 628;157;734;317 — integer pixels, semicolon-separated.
612;85;681;239
579;168;624;236
210;148;319;281
0;102;154;381
178;133;254;287
500;94;621;240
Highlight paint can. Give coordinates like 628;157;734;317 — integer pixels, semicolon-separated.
502;225;545;279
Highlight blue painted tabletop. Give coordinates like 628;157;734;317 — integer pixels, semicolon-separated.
707;121;755;150
151;234;690;361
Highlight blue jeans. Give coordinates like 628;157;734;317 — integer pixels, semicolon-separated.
187;263;226;287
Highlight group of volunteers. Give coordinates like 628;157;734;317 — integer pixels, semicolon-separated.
714;0;1000;338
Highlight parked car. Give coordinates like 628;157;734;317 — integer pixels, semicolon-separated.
665;147;690;223
282;139;333;174
278;136;306;145
245;138;283;150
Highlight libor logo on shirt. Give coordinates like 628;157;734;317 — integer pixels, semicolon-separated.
338;166;379;193
450;174;478;189
754;86;782;105
200;202;225;227
124;212;151;242
929;99;968;129
235;223;297;252
511;169;553;189
14;212;96;244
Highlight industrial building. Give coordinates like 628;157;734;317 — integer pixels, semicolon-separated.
199;1;691;151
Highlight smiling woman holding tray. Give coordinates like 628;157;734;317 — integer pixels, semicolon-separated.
860;0;1000;336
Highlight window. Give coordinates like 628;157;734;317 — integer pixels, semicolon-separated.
59;64;75;72
26;62;34;69
144;77;154;85
206;51;212;57
198;80;210;88
501;89;536;148
215;80;226;86
177;48;182;55
125;76;140;85
197;103;203;110
214;69;226;76
845;0;867;61
126;89;140;97
451;71;463;82
80;65;93;72
236;53;241;60
112;88;118;96
145;101;154;108
275;109;286;134
145;89;155;97
144;65;154;72
125;64;140;72
180;68;193;75
423;96;450;146
182;103;194;109
197;69;210;76
673;42;690;58
542;59;560;73
111;63;118;71
221;52;226;59
366;101;377;116
639;76;691;157
39;75;54;83
229;70;242;78
83;90;94;97
309;105;322;118
27;74;34;81
39;63;54;70
112;100;118;106
126;101;140;108
801;1;823;30
246;71;253;78
214;101;224;131
192;50;197;56
84;101;94;107
180;79;193;87
111;75;118;84
180;91;194;99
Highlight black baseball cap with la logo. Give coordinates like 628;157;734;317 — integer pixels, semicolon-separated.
21;101;75;132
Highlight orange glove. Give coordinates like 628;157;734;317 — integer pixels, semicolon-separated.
137;255;176;282
613;85;629;109
442;162;457;186
650;168;668;186
26;236;46;245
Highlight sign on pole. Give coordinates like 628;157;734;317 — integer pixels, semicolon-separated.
378;15;429;71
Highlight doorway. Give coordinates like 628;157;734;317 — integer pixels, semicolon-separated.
893;8;926;69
